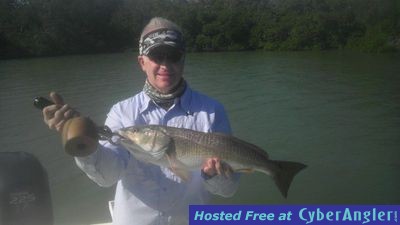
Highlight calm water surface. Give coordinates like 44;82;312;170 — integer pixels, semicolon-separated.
0;51;399;224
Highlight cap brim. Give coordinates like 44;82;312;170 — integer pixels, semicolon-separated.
146;44;183;55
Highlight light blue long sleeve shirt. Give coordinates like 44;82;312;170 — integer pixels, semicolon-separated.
75;85;240;225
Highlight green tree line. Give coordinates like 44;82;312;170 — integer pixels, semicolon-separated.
1;0;399;59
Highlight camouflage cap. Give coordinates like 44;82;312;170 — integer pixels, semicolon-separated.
139;28;185;56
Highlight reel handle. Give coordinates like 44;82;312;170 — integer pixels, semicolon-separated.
33;96;54;110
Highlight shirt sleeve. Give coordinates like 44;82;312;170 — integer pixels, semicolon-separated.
74;104;131;187
204;103;240;197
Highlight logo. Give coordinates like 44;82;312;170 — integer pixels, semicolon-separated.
9;191;36;212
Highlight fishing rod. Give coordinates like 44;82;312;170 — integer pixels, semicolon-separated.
33;97;115;157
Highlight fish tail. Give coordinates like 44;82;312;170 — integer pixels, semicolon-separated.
270;160;307;198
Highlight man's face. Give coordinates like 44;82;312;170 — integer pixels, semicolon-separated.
138;46;185;94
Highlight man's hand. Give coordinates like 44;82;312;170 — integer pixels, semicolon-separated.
201;157;233;179
42;92;80;132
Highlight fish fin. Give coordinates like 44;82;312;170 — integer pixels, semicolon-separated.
235;168;255;173
166;154;191;182
271;160;307;198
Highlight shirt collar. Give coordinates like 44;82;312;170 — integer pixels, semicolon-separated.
139;91;152;114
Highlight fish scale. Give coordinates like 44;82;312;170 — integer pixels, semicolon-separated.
117;125;307;198
163;126;270;169
171;134;267;170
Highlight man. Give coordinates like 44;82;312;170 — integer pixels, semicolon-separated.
43;17;239;225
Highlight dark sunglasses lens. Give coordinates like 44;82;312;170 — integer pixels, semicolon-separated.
149;50;183;63
168;51;183;62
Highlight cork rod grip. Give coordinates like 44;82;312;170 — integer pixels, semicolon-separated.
33;97;99;157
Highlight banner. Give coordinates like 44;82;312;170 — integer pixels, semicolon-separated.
189;205;399;225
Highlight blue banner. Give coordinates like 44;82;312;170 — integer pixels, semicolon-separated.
189;205;399;225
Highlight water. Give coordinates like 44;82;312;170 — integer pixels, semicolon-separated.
0;51;399;224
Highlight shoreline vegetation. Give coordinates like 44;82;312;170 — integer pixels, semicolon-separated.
1;0;399;59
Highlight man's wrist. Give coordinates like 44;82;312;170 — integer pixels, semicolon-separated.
201;169;216;180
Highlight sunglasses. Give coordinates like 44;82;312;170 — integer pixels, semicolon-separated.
147;47;184;64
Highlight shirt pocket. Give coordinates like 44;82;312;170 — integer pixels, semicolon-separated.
169;114;211;132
